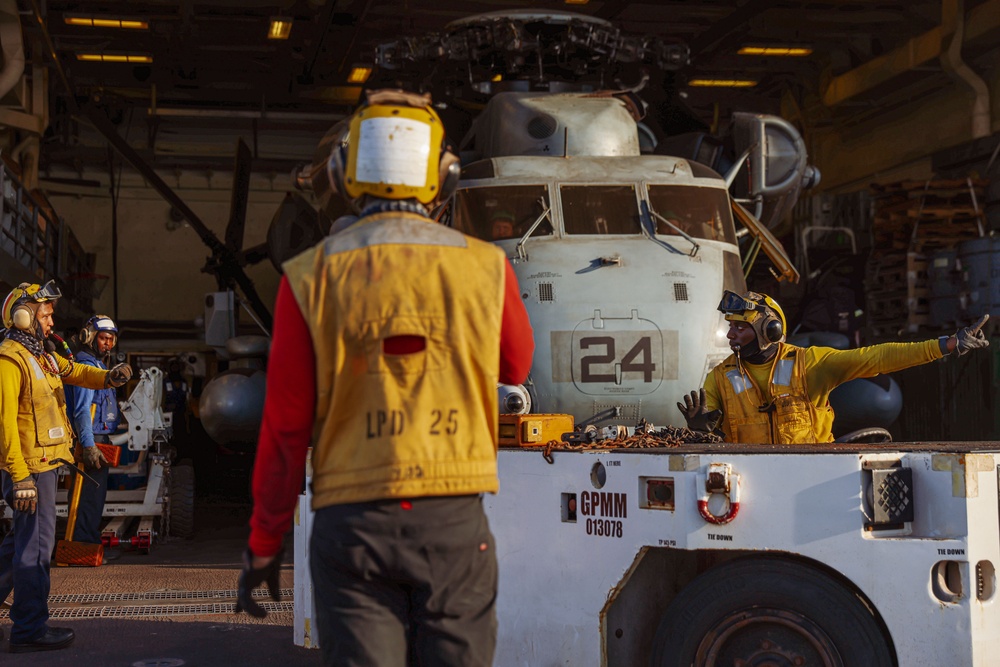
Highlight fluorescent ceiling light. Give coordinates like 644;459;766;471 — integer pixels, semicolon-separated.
738;46;812;57
688;78;758;88
347;67;372;84
76;53;153;63
65;16;149;29
269;17;293;40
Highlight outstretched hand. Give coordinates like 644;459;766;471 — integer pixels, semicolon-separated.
955;314;990;356
677;389;723;433
677;389;707;421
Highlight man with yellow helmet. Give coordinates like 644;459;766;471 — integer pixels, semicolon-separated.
0;280;132;652
678;290;990;444
236;90;534;666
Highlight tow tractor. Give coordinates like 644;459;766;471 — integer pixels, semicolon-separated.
91;366;194;553
293;418;1000;666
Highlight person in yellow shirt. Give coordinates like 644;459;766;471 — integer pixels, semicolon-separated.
0;280;131;653
678;290;990;444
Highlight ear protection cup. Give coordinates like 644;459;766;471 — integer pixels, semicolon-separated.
79;325;94;346
12;305;32;330
437;151;461;202
324;120;351;199
764;317;783;344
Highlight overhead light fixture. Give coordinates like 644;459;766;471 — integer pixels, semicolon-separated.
347;66;372;84
64;16;149;29
738;46;812;57
76;53;153;63
688;78;758;88
564;0;590;4
268;17;293;40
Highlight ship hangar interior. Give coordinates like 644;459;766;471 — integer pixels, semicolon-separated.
0;0;998;662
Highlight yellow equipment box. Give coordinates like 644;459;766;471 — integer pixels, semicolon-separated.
498;413;575;448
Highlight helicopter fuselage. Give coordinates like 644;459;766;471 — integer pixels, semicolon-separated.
451;155;746;426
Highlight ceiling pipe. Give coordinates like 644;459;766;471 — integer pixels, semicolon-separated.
822;0;1000;107
0;0;24;100
940;0;991;139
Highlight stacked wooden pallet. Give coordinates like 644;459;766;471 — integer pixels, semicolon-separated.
870;179;987;252
866;179;988;338
865;251;928;336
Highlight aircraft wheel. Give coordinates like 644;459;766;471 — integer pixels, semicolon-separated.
169;464;196;538
834;427;893;444
649;557;893;667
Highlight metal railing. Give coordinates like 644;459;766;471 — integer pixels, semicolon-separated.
0;159;94;312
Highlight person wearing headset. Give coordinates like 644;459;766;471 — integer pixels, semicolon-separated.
0;281;132;652
235;90;534;666
64;315;123;553
678;290;991;444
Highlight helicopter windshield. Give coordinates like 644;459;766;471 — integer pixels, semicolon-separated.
561;185;641;235
451;185;554;242
646;185;737;244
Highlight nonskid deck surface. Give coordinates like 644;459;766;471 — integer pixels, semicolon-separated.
0;503;320;667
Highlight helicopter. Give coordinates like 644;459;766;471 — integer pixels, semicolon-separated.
292;10;813;428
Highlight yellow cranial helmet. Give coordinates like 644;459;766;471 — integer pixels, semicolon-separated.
328;89;461;207
718;290;786;348
2;280;62;331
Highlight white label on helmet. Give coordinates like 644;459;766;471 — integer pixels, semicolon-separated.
356;117;431;187
95;318;116;330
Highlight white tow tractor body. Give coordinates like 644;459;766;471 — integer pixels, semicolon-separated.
295;442;1000;666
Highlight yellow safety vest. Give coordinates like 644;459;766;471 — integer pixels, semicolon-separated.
0;339;76;471
712;343;833;444
283;211;507;508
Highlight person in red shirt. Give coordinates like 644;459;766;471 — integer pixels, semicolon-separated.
237;90;534;667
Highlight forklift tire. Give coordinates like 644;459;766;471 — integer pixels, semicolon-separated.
169;464;196;538
650;557;894;667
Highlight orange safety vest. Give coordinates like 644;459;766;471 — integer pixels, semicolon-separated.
711;343;833;444
283;211;507;508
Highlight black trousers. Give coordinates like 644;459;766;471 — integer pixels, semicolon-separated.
310;494;497;667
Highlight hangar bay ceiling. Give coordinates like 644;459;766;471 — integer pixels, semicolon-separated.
4;0;994;180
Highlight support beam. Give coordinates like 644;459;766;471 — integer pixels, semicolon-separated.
84;103;273;332
822;0;1000;107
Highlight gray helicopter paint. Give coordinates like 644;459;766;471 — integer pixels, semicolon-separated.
459;154;738;427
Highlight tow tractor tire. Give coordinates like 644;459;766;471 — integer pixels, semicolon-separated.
169;464;195;538
650;557;894;667
834;427;893;444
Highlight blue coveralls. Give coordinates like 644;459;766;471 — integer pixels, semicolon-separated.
64;350;121;544
0;469;58;643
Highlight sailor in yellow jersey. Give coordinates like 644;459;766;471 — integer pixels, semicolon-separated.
0;280;132;652
678;290;990;444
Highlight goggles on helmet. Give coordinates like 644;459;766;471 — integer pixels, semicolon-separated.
718;290;766;322
23;280;62;303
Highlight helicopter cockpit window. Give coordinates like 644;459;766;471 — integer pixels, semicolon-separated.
450;186;553;242
646;186;737;245
561;185;641;235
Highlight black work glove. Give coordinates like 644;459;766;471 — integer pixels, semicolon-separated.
955;315;990;356
676;388;723;433
12;477;37;514
80;445;108;470
236;547;283;618
105;363;133;388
